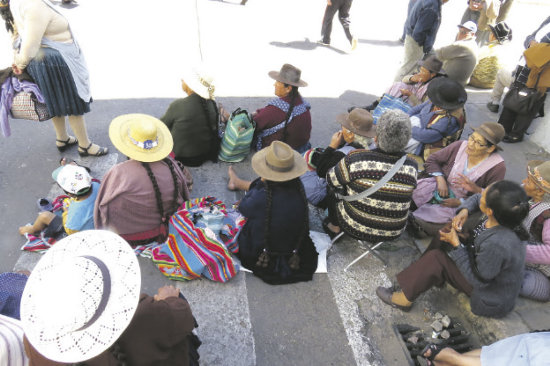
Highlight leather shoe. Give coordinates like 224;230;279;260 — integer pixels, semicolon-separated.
486;102;499;113
376;286;412;312
503;134;523;143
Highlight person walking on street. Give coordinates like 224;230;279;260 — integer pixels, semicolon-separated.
319;0;357;51
395;0;449;82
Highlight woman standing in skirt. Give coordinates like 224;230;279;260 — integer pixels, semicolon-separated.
1;0;107;156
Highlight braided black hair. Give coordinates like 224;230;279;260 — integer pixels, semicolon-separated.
281;85;299;143
141;158;180;241
198;96;220;160
256;178;309;270
0;0;15;34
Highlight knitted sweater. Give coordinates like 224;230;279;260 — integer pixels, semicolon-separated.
451;194;526;318
10;0;72;69
327;149;418;242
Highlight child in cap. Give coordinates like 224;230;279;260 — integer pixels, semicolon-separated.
18;163;100;237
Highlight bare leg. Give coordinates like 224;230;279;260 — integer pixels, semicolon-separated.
19;211;56;235
430;347;482;366
227;166;252;191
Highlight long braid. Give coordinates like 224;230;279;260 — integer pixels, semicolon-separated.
0;1;15;34
198;96;220;160
281;86;298;143
256;181;273;268
141;162;166;237
288;178;309;270
163;157;180;214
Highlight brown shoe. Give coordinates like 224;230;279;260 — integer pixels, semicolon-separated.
376;286;412;312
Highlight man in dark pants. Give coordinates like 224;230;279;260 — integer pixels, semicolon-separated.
319;0;357;50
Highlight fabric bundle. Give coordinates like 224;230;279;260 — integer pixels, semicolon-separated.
371;94;412;124
151;197;245;282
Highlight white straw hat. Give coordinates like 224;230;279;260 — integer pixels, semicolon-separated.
21;230;141;363
181;64;216;100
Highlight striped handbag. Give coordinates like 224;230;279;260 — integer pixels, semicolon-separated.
10;92;51;122
218;108;255;163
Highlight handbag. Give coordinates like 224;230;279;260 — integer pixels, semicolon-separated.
502;63;548;115
218;108;255;163
10;91;51;122
371;94;412;125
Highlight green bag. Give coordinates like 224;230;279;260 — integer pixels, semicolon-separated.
218;108;255;163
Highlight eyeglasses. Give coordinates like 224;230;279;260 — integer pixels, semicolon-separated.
468;133;488;148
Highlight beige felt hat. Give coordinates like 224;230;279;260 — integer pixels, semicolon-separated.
109;113;173;162
21;230;141;363
336;108;376;137
251;141;308;182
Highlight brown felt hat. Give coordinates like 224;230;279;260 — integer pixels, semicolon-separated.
251;141;308;182
268;64;308;87
527;160;550;194
473;122;505;151
336;109;376;137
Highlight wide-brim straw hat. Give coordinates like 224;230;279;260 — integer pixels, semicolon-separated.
182;65;215;100
427;77;467;111
21;230;141;363
527;160;550;194
336;108;376;137
268;63;308;87
473;122;505;151
251;141;308;182
109;113;173;163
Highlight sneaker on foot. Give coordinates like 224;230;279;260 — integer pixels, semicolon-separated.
486;102;499;113
351;37;358;51
316;39;330;46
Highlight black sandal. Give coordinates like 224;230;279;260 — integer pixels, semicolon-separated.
56;136;78;152
78;142;108;157
421;343;444;364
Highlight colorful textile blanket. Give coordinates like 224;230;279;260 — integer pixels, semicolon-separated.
151;197;246;282
21;195;68;252
371;93;412;124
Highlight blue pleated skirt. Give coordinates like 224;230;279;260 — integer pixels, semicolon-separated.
26;47;91;117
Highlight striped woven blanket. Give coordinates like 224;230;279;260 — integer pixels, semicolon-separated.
151;197;245;283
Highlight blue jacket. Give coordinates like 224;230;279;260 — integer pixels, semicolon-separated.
405;0;442;54
409;101;460;155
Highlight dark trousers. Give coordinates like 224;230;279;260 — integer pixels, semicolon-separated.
498;93;546;138
396;236;473;302
321;0;353;44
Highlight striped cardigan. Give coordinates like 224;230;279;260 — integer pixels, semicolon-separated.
327;149;418;242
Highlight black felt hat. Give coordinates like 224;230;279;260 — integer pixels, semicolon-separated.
427;77;467;111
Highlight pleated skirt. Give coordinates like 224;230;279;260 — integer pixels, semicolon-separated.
26;47;91;117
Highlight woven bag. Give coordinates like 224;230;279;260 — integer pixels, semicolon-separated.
218;108;255;163
10;92;51;122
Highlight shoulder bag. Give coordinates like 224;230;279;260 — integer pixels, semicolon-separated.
335;155;407;202
502;63;549;115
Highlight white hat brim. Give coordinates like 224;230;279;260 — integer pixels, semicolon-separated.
21;230;141;363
